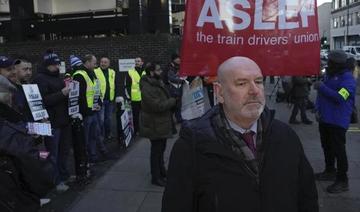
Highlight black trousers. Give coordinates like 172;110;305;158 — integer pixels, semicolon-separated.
58;124;72;182
319;123;348;181
290;97;309;121
131;101;141;134
71;118;88;178
150;139;167;180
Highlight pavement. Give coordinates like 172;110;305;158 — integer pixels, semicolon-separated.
49;78;360;212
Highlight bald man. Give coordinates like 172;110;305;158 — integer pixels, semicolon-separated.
162;57;318;212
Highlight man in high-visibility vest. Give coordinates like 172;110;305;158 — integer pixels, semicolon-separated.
94;56;116;140
72;54;109;164
125;57;145;134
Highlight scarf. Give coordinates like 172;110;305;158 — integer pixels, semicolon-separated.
212;105;263;178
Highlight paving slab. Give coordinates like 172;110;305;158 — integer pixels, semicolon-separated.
69;190;147;212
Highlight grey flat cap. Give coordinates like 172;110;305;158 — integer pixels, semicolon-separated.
328;50;348;64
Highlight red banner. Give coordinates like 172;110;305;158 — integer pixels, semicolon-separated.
180;0;320;76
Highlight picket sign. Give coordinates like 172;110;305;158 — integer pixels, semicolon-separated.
22;84;49;121
68;80;80;115
181;77;211;120
120;101;134;147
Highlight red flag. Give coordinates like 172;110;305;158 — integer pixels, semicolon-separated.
180;0;320;76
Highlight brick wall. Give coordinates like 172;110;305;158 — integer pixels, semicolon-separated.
0;34;181;71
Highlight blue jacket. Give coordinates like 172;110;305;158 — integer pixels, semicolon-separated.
315;70;356;129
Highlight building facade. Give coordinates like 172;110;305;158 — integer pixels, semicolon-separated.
330;0;360;49
318;2;332;48
0;0;185;43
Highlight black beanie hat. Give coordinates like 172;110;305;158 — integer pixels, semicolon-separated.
328;50;347;65
171;53;180;61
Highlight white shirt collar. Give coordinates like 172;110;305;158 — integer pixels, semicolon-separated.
226;118;258;135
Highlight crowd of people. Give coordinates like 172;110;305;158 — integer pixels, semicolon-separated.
0;48;358;212
0;48;189;210
0;50;131;211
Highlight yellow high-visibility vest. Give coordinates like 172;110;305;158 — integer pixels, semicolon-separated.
128;69;145;101
73;70;98;109
94;67;115;101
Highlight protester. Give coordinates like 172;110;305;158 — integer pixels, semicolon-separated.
162;56;318;212
0;57;29;124
73;54;110;164
289;76;313;125
66;55;91;185
125;57;145;134
0;74;23;122
13;59;33;123
165;53;184;123
94;56;116;140
139;62;176;187
314;50;356;193
14;58;32;84
0;56;16;83
0;74;54;211
33;50;71;192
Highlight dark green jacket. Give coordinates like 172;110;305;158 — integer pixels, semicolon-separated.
139;75;176;140
291;76;311;98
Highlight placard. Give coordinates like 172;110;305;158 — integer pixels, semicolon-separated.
27;122;52;136
22;84;49;121
120;103;134;147
68;80;80;115
92;79;101;110
59;61;66;74
118;59;135;72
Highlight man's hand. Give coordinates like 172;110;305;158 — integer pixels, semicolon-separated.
40;118;49;123
115;96;124;103
71;113;83;120
62;86;71;96
94;105;101;111
313;81;323;90
31;134;41;139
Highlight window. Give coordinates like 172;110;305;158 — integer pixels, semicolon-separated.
333;17;339;28
357;12;360;25
341;0;346;7
334;0;339;9
348;13;353;26
340;16;346;27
